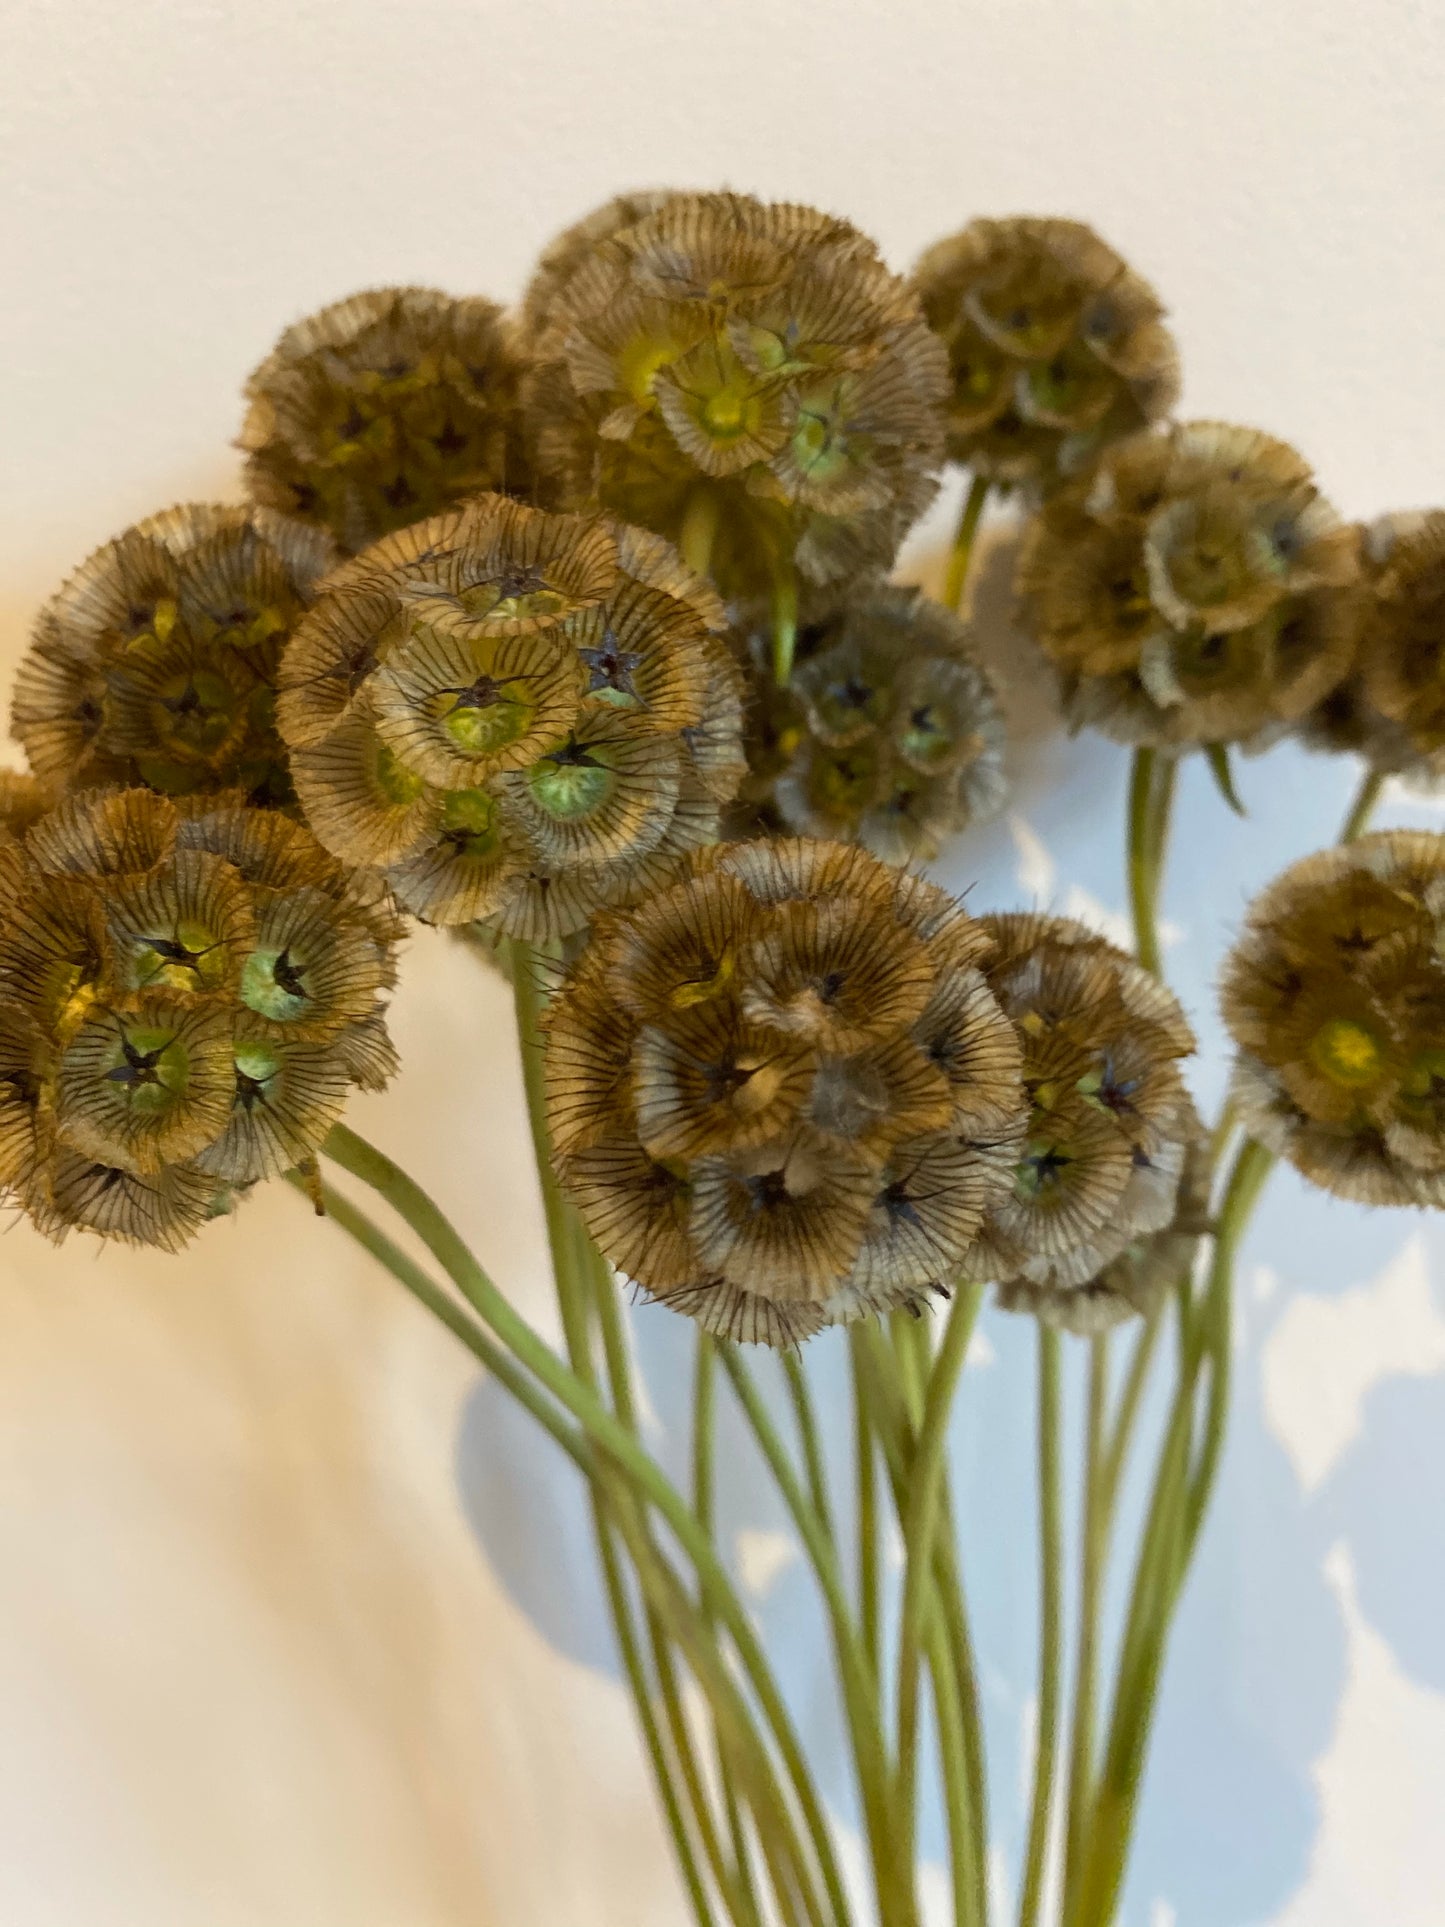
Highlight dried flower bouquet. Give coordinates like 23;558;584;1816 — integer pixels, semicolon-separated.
5;192;1441;1927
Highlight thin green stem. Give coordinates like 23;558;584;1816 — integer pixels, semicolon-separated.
719;1344;911;1927
894;1288;981;1881
1126;749;1176;978
319;1118;841;1927
524;995;726;1927
695;1334;764;1927
856;1323;985;1927
850;1340;882;1687
942;473;990;612
771;560;799;686
680;487;722;580
294;1174;730;1927
784;1351;834;1541
1340;764;1386;843
1183;1138;1274;1555
1099;1311;1163;1522
1018;1326;1063;1927
1074;1139;1273;1927
518;947;790;1927
1061;1336;1110;1921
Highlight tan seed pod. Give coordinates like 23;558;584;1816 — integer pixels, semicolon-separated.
13;505;335;808
545;838;1028;1345
278;494;742;939
240;287;532;552
524;191;947;598
1017;421;1361;749
911;216;1180;491
1221;831;1445;1207
0;788;401;1249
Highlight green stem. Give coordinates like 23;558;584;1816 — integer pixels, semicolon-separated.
893;1289;981;1883
855;1323;985;1927
1340;764;1386;843
1061;1336;1110;1922
719;1344;911;1927
680;487;722;580
784;1351;835;1541
1099;1311;1162;1523
1073;1140;1272;1927
695;1334;765;1927
1182;1138;1275;1556
1126;749;1177;978
518;968;726;1927
294;1173;763;1924
319;1118;841;1927
771;559;799;687
942;473;990;613
850;1341;882;1687
1018;1326;1063;1927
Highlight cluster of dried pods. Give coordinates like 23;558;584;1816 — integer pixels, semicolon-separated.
2;191;1441;1343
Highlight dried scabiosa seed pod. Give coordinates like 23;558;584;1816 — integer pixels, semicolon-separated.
544;839;1028;1346
240;288;530;553
1221;831;1445;1207
523;191;948;596
277;494;745;939
995;1106;1210;1333
732;581;1007;861
12;505;335;809
0;788;402;1249
1344;510;1445;786
964;914;1199;1319
1017;422;1361;748
911;217;1180;492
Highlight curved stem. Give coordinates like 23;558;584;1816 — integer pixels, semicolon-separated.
694;1336;765;1927
771;559;799;687
857;1322;985;1927
1340;764;1386;843
893;1288;980;1879
1018;1326;1063;1927
1061;1336;1109;1921
942;473;990;613
1183;1138;1274;1554
719;1345;911;1927
1073;1139;1272;1927
784;1351;834;1541
1126;749;1177;978
319;1118;842;1927
851;1341;882;1685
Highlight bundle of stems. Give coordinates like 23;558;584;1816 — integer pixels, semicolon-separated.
283;491;1381;1927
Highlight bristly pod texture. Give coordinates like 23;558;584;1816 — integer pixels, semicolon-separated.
0;785;402;1250
1302;508;1445;787
730;578;1008;861
240;287;532;553
968;913;1201;1326
276;493;746;940
911;215;1180;492
543;837;1029;1347
1017;421;1362;749
12;504;336;809
522;190;949;598
1222;831;1445;1207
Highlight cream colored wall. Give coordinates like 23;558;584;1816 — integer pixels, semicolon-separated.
2;4;1444;1923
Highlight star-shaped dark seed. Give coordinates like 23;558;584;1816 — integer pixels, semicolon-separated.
545;740;602;769
578;630;644;699
743;1169;792;1214
104;1037;167;1090
272;949;308;999
881;1179;924;1227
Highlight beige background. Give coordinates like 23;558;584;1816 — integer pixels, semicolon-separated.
3;3;1445;1923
